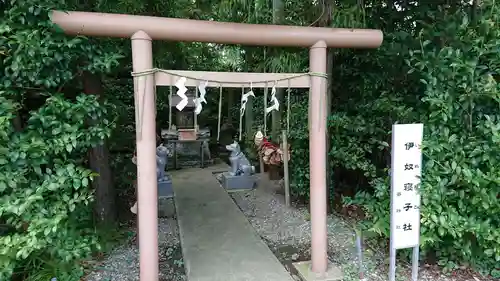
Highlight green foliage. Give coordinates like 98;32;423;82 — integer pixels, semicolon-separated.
0;0;498;278
287;98;311;198
340;1;500;276
262;0;500;276
412;3;500;272
0;0;119;279
0;95;112;279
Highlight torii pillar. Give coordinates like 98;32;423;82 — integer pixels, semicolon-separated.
51;11;383;281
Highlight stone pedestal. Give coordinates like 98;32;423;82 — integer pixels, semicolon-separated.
158;178;173;198
293;261;344;281
221;172;256;191
158;177;174;217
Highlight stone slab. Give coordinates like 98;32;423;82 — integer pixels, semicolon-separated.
221;172;256;191
293;261;344;281
173;165;293;281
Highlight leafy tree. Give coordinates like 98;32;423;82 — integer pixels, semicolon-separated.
339;0;500;276
0;0;120;279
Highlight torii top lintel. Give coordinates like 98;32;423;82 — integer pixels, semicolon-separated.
50;11;383;48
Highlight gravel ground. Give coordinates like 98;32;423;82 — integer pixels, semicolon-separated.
229;176;496;281
83;218;186;281
82;172;495;281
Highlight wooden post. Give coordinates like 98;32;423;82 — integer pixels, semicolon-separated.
282;130;290;207
309;40;328;273
131;30;159;281
258;126;265;174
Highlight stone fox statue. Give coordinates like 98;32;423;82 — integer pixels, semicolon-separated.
130;144;170;214
156;144;169;180
226;141;255;176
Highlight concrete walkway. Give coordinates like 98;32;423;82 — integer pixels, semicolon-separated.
172;164;294;281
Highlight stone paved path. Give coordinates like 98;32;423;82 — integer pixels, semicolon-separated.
172;164;294;281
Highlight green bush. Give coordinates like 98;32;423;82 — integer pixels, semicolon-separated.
0;0;119;279
348;2;500;275
287;1;500;276
0;94;114;279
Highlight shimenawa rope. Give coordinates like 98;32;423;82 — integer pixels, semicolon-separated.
131;68;328;137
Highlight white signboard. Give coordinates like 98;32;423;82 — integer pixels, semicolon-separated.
389;123;423;281
390;123;423;249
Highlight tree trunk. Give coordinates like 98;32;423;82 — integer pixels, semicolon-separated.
11;115;22;132
271;0;285;141
11;95;24;132
83;71;117;226
471;0;480;24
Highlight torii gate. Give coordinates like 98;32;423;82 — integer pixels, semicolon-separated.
51;11;383;281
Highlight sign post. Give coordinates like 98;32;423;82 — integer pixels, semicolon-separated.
389;123;423;281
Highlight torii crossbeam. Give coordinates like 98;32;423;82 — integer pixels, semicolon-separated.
51;10;383;281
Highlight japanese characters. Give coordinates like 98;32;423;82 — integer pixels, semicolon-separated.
390;124;423;250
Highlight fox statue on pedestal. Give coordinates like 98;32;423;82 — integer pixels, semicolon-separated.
130;144;170;214
226;141;255;176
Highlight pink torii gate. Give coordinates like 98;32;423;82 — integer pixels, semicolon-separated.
51;11;383;281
